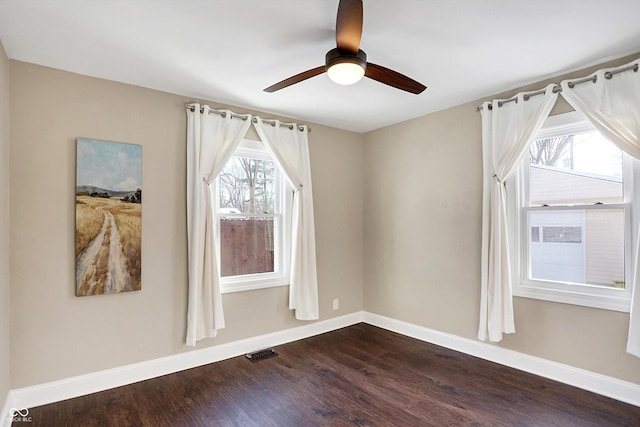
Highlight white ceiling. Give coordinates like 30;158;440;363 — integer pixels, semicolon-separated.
1;0;639;133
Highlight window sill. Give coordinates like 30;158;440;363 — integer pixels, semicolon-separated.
221;274;289;294
513;282;631;312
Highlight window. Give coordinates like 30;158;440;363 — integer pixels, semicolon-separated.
213;139;291;293
509;112;639;312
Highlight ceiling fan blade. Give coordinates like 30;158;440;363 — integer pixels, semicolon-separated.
263;66;326;92
336;0;363;54
364;62;427;94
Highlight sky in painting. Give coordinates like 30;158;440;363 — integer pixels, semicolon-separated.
77;138;142;191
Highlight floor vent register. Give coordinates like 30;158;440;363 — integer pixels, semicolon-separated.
245;348;278;362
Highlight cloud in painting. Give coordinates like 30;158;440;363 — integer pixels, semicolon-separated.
114;176;140;191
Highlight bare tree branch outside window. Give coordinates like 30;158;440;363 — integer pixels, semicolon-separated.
218;156;275;214
529;135;574;168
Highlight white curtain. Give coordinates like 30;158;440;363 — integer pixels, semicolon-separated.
478;84;558;342
186;104;251;346
559;58;640;357
253;118;319;320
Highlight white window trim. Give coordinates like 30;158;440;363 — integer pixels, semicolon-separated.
508;112;638;312
213;139;292;294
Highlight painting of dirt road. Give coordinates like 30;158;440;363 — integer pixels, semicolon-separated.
76;138;142;296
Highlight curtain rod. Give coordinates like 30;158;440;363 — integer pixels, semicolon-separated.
253;117;311;133
185;105;311;132
474;62;638;112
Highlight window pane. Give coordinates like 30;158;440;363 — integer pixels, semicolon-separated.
529;209;624;288
218;156;276;214
220;217;274;277
529;131;623;205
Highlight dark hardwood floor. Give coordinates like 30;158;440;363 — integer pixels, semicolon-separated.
19;323;640;426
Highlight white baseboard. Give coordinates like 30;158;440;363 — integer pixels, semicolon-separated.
10;312;364;410
7;310;639;416
363;312;640;407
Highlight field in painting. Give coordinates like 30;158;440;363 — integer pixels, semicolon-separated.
76;195;141;296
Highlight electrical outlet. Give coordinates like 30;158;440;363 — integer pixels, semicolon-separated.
332;298;339;310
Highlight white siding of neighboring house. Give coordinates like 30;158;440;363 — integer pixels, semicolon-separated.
585;209;625;286
530;164;622;205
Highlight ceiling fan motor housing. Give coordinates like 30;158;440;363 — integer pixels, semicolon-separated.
325;48;367;72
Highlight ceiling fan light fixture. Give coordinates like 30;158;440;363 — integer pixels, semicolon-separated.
328;62;365;85
325;48;367;86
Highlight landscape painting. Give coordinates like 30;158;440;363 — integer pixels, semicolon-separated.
75;138;142;296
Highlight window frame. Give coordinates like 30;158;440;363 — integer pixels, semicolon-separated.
509;112;638;312
213;139;292;294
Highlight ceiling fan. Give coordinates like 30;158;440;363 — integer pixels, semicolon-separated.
263;0;427;94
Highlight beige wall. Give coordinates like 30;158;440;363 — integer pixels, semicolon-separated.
0;40;10;404
363;102;482;339
9;61;363;388
362;54;640;384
